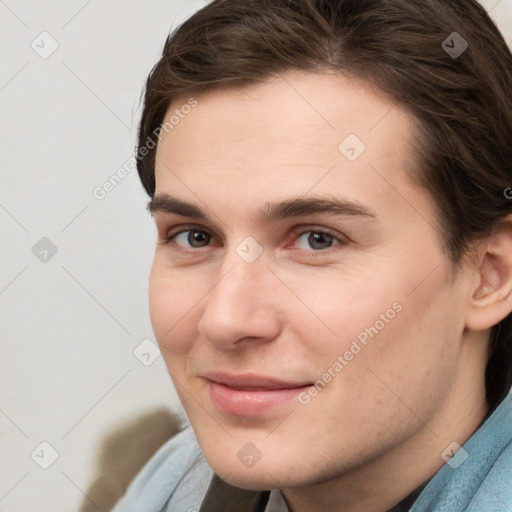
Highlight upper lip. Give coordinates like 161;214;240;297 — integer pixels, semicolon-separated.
204;372;312;390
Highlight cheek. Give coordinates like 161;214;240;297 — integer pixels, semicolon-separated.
148;260;206;359
287;280;463;459
282;266;404;362
287;261;462;398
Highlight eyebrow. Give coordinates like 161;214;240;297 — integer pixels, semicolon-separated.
147;193;377;222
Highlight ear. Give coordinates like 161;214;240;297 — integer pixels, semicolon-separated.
466;216;512;331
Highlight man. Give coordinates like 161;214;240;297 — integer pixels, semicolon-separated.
113;0;512;510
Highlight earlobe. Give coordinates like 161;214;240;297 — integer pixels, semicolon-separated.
466;218;512;332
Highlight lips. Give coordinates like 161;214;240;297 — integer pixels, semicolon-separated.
204;372;312;417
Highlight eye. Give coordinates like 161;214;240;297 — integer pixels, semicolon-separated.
172;229;212;248
294;230;342;251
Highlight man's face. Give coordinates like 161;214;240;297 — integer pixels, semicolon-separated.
149;71;473;489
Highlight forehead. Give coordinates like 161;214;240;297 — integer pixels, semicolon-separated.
153;70;425;219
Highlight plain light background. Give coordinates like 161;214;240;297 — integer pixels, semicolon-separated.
0;1;511;511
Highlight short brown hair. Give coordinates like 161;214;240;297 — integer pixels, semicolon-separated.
136;0;512;406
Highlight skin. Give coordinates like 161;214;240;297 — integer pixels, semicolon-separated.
147;70;510;512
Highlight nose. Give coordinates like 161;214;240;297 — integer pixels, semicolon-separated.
197;255;282;349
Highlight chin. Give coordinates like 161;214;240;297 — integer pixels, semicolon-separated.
221;471;275;491
199;441;310;490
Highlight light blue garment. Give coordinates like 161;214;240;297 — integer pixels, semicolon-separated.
113;391;512;512
111;426;212;512
410;391;512;511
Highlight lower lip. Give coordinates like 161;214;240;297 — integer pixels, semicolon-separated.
208;381;309;417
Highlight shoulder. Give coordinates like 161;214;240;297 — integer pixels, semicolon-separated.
112;425;213;512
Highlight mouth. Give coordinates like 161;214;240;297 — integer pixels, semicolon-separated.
203;372;313;417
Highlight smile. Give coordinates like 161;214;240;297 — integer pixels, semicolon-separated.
204;373;313;417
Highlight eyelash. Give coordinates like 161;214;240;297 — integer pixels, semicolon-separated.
159;224;348;256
